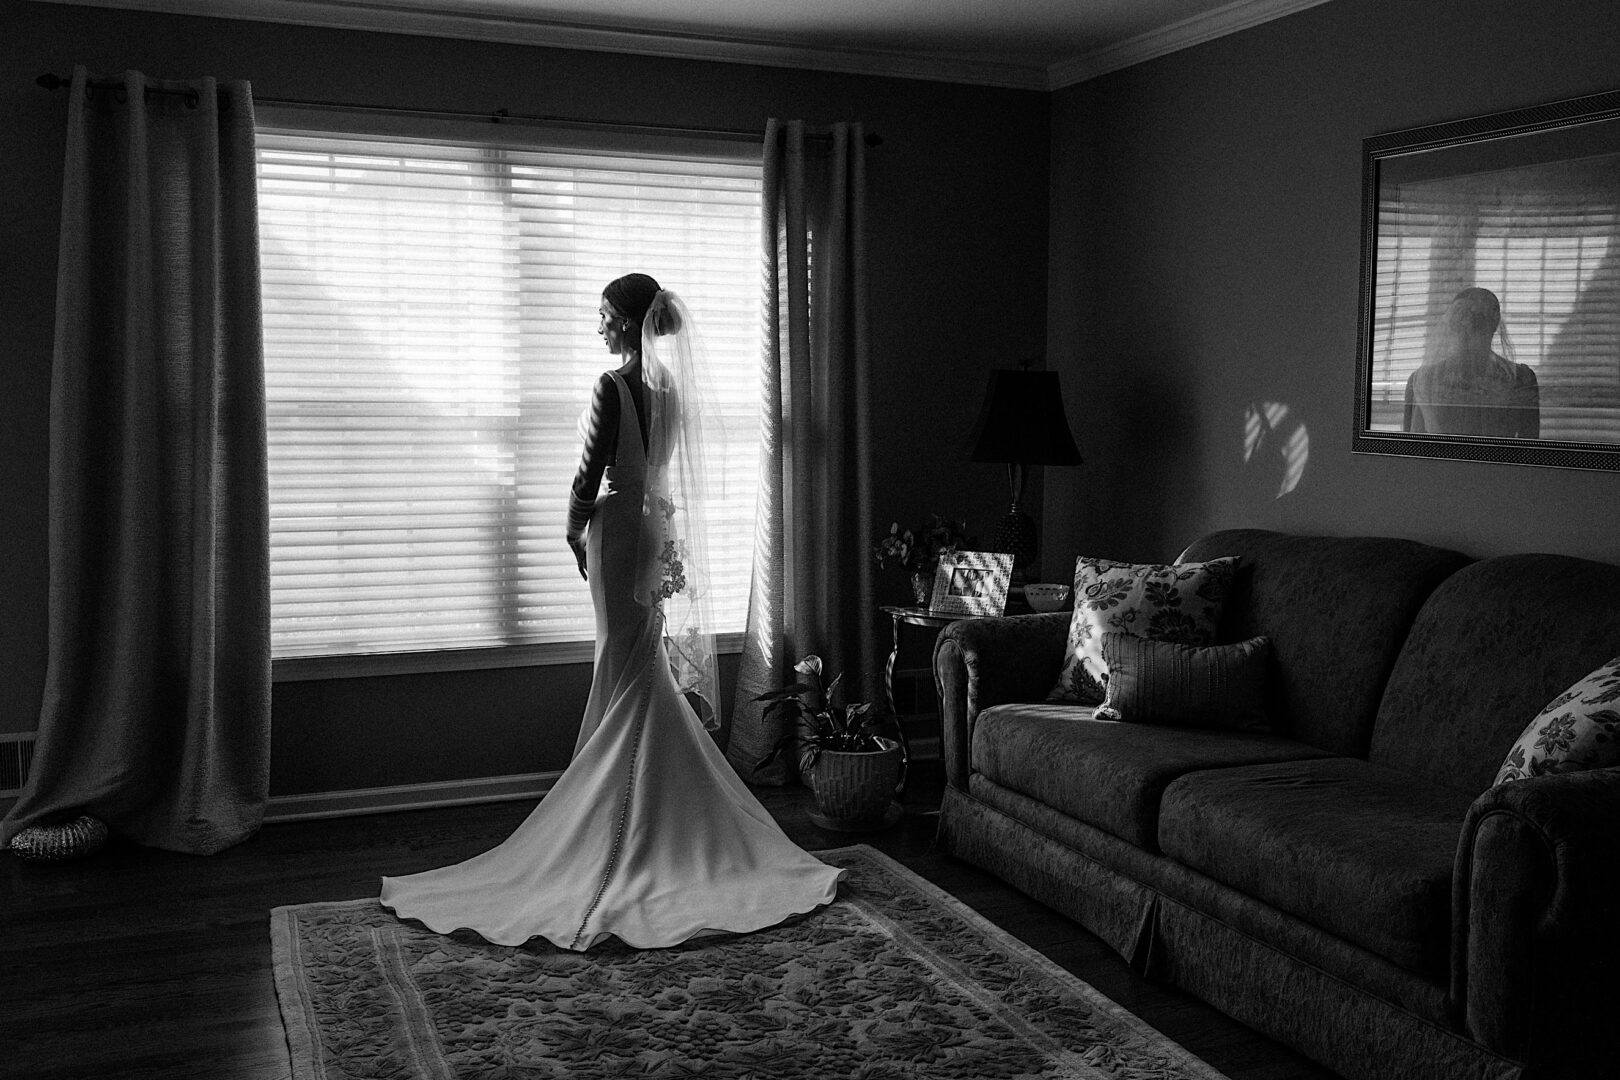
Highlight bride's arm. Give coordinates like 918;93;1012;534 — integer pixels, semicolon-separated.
566;373;620;576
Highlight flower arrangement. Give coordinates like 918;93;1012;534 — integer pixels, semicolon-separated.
872;515;971;576
753;655;884;774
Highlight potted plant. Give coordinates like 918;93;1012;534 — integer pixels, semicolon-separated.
873;515;971;607
754;655;905;831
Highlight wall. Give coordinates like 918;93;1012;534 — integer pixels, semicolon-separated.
0;1;1050;793
1045;0;1620;568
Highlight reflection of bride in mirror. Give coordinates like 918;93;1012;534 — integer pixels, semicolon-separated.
1403;286;1540;439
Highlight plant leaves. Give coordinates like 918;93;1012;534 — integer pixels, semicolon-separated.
759;699;806;723
824;672;845;701
753;729;833;772
753;683;813;703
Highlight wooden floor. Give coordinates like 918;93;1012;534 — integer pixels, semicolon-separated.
0;762;1343;1080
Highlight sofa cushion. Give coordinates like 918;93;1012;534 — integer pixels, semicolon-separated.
1048;556;1239;704
1372;554;1620;796
1158;758;1476;978
1177;529;1469;758
1097;633;1271;731
971;703;1330;850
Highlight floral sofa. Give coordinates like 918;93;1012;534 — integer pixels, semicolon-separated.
934;529;1620;1080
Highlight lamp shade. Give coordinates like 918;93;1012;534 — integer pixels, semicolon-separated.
967;369;1083;466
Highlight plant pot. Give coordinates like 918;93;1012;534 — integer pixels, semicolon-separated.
804;737;904;832
909;571;933;607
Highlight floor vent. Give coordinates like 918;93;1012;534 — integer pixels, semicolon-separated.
0;734;36;797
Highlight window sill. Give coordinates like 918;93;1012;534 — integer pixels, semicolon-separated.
273;632;745;683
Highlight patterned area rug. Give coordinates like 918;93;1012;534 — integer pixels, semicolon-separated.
272;844;1227;1079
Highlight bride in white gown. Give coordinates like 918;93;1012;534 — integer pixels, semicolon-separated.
381;274;843;951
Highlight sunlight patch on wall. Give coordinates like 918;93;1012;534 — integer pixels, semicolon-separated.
1243;401;1309;498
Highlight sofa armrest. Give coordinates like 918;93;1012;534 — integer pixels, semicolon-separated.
933;612;1071;790
1453;766;1620;1070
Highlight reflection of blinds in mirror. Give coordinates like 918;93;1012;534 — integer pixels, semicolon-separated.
1370;225;1433;430
1374;164;1620;442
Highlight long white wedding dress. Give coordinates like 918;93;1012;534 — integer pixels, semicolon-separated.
381;372;842;950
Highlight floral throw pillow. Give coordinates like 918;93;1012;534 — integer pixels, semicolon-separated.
1047;556;1240;705
1495;654;1620;785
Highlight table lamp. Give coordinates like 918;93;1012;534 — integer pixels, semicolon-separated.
966;366;1083;580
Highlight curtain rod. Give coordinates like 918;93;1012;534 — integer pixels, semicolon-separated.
35;73;883;147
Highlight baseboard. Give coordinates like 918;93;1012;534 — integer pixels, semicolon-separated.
264;771;563;823
0;774;562;831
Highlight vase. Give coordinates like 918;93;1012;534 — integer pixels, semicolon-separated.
804;737;905;832
909;571;933;607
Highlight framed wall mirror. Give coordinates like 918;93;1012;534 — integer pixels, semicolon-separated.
1354;89;1620;470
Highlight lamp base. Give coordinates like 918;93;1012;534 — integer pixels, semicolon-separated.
990;507;1037;583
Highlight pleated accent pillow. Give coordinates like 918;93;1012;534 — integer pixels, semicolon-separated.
1495;654;1620;784
1047;556;1240;704
1096;633;1271;731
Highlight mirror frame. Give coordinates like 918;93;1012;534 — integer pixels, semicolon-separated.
1353;88;1620;471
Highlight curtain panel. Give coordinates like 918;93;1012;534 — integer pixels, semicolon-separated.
728;119;875;785
0;67;270;855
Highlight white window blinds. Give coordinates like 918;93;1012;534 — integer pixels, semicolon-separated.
256;124;763;661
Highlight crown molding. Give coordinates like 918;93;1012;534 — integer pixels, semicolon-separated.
38;0;1333;92
1045;0;1335;89
34;0;1052;90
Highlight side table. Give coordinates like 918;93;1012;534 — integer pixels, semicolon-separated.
879;605;983;765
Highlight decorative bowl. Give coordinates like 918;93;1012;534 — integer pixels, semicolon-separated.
1023;583;1072;612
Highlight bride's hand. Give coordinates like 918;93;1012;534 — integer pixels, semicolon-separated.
569;536;588;580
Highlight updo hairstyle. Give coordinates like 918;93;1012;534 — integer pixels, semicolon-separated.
604;272;682;342
1445;287;1501;338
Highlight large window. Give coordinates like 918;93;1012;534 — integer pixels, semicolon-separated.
255;120;763;667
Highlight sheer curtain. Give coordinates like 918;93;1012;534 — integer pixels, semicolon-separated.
727;119;875;785
0;67;270;855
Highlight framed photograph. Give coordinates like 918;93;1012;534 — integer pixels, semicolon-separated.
1354;88;1620;471
929;550;1014;617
